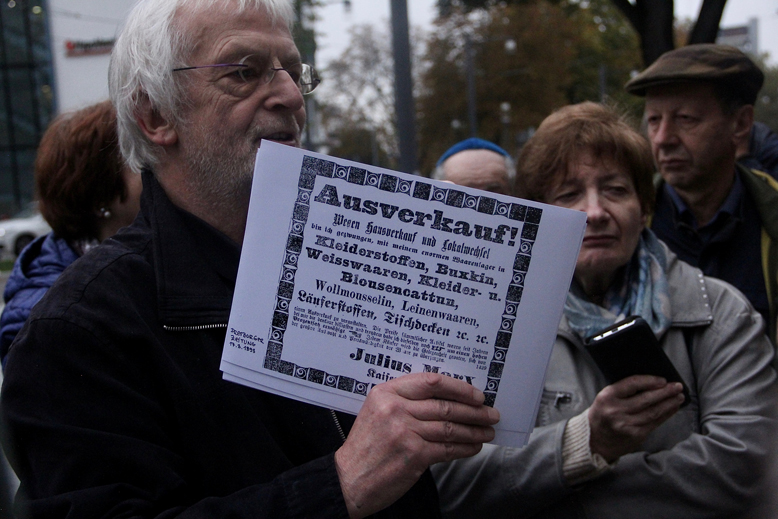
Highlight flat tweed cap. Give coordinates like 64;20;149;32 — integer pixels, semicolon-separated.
625;44;764;104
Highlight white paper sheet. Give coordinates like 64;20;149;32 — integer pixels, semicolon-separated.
220;141;586;447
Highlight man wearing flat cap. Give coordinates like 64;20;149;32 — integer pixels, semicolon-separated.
625;43;778;343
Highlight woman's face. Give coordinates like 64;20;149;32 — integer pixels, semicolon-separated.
545;151;646;297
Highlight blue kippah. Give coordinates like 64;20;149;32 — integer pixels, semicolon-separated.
436;138;510;167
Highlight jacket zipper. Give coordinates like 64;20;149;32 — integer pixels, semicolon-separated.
330;409;347;443
162;323;348;444
552;391;572;408
163;323;228;332
542;389;573;409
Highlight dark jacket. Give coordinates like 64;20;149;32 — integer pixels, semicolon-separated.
0;233;79;364
738;121;778;180
0;171;439;519
652;165;778;343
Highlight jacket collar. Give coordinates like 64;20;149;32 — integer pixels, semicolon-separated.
141;170;240;327
559;239;713;340
738;163;778;242
661;241;714;326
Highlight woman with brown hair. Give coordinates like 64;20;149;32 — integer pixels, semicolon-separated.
434;102;776;518
0;100;141;363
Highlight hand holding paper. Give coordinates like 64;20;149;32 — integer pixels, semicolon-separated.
335;372;500;519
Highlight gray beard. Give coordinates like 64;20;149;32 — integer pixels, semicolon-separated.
182;130;256;212
180;118;301;213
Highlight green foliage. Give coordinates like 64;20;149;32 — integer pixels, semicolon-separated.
564;0;643;117
416;0;643;175
313;0;645;175
437;0;548;16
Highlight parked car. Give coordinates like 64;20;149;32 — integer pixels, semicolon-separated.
0;203;51;258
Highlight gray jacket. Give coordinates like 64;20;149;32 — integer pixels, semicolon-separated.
433;245;778;518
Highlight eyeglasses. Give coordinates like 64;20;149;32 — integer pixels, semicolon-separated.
172;54;321;95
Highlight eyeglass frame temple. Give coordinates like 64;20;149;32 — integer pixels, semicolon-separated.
171;62;320;93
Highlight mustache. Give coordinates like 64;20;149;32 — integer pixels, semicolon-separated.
248;117;302;142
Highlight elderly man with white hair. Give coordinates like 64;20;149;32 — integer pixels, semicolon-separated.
0;1;499;518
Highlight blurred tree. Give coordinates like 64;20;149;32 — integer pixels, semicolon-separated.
417;3;577;175
564;0;642;113
319;107;392;166
437;0;729;66
610;0;726;65
316;0;647;176
293;0;354;150
417;0;642;175
316;24;425;168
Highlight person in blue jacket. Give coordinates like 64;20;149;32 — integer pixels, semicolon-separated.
0;100;142;364
737;121;778;180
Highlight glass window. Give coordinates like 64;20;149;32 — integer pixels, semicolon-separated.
0;0;53;215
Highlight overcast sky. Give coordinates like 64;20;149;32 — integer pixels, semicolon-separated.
315;0;778;68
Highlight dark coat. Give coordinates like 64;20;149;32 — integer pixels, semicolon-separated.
0;171;439;519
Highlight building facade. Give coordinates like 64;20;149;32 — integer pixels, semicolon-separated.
0;0;131;215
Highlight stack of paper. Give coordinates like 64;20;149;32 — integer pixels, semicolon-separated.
220;142;586;447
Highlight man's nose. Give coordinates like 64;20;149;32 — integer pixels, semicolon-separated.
651;118;678;147
264;67;305;112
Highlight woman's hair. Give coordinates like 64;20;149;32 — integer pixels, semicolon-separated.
108;0;295;173
35;100;128;241
515;102;656;215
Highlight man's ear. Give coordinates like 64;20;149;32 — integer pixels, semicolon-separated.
732;104;754;147
136;94;178;147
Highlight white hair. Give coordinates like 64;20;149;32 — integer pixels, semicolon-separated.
433;154;516;183
109;0;296;173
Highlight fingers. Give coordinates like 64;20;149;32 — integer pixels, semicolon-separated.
334;373;499;518
606;375;672;399
589;377;686;461
602;376;684;415
405;395;500;425
630;390;685;427
420;438;486;464
368;373;500;434
412;418;496;445
386;372;486;406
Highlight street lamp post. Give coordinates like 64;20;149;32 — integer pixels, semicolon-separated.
390;0;418;174
499;101;511;150
463;34;516;139
298;0;351;150
465;35;477;138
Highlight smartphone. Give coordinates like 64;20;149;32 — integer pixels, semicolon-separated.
585;316;690;406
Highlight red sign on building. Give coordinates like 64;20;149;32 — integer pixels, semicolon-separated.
65;38;115;57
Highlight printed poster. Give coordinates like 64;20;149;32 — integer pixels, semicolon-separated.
221;141;586;446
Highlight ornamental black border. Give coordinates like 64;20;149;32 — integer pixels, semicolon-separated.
262;156;543;406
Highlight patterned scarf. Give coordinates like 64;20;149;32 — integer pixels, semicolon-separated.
564;229;672;341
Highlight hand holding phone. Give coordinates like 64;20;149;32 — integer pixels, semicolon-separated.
585;316;690;406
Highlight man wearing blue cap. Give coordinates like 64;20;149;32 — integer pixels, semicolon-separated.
434;138;515;196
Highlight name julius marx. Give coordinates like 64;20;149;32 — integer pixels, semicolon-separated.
347;347;476;384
